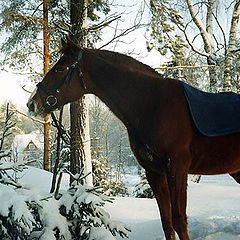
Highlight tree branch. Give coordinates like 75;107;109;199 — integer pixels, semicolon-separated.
178;22;210;58
211;8;227;55
9;108;45;124
87;15;121;33
99;3;146;49
99;24;143;49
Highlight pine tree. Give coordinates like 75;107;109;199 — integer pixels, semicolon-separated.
0;102;24;151
133;170;154;198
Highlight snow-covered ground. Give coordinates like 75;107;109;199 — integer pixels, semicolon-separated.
106;175;240;240
5;167;240;240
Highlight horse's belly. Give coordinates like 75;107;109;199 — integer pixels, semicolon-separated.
190;133;240;175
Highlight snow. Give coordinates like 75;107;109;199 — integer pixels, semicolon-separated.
106;175;240;240
39;198;72;240
89;226;116;240
16;166;70;193
1;166;240;239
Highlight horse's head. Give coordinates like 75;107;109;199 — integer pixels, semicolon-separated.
27;38;87;116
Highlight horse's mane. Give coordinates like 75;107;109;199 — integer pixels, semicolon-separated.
86;48;160;77
60;41;160;77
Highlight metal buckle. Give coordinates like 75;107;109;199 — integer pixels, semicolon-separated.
46;95;58;107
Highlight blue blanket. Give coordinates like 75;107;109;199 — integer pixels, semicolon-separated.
181;82;240;136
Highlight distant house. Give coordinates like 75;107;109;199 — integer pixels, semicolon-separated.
12;132;44;168
25;140;38;151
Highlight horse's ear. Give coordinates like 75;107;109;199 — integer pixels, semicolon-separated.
66;36;79;49
65;36;81;55
61;35;81;55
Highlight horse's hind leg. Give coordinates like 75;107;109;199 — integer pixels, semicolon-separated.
146;170;176;240
230;171;240;184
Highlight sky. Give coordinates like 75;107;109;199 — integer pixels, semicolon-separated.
0;0;163;110
0;71;32;110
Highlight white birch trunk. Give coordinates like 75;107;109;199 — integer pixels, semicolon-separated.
186;0;217;91
186;0;214;54
83;97;93;186
223;1;240;91
82;1;93;186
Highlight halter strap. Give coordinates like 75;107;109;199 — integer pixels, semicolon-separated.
37;49;86;111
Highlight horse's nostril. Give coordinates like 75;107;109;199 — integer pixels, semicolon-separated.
27;100;35;113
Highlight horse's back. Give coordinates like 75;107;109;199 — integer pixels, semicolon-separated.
153;79;240;175
178;82;240;175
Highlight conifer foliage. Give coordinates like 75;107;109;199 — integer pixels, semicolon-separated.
133;170;154;199
0;164;129;239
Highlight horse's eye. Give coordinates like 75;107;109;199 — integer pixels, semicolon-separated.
55;65;68;72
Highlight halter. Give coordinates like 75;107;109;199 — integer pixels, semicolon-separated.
37;49;86;111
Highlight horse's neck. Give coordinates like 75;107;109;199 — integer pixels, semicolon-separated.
84;51;158;129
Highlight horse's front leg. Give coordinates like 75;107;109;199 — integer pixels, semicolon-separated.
167;152;190;240
146;170;176;240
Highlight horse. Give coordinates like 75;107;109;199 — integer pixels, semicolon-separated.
27;38;240;240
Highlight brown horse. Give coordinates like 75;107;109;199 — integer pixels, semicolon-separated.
27;38;240;240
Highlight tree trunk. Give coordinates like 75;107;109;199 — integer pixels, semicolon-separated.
69;0;93;185
43;0;51;171
70;99;85;175
223;1;240;92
